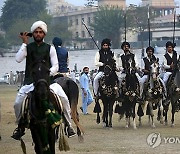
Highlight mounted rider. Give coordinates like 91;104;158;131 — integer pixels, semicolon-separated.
139;46;157;98
162;41;179;85
116;42;140;85
52;37;69;76
11;21;76;140
93;38;117;99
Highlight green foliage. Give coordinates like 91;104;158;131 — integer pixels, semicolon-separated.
126;6;156;31
5;12;52;46
0;35;7;48
47;17;72;45
91;6;124;48
0;0;47;31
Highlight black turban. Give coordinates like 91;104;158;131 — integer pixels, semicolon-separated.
121;42;130;50
52;37;62;46
166;41;174;48
101;38;111;47
146;46;154;53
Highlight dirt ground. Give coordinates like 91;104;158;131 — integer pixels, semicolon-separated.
0;85;180;154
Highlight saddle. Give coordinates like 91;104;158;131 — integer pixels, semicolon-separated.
21;90;63;128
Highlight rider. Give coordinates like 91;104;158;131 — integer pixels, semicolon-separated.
11;21;76;140
52;37;69;76
93;38;116;98
162;41;178;86
139;46;157;98
116;42;140;85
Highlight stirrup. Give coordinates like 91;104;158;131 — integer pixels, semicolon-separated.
11;127;25;140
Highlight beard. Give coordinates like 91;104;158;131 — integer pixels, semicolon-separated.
34;36;44;43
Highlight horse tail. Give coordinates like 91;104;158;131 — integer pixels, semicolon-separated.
67;80;85;135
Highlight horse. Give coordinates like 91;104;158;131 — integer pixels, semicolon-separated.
119;58;140;129
53;75;84;141
94;59;119;128
139;59;164;128
163;58;180;127
21;62;64;154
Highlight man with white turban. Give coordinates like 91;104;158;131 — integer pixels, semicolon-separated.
11;20;76;140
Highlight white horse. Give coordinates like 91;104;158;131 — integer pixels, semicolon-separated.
139;59;164;128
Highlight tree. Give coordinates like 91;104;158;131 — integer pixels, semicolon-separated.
48;17;72;45
4;12;52;46
0;35;7;48
91;7;124;48
0;0;47;31
85;0;98;7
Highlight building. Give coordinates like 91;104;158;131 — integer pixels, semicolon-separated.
142;0;175;16
98;0;126;8
49;0;180;49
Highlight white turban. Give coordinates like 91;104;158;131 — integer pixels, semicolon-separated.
31;20;47;34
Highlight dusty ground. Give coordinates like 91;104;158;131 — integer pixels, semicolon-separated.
0;85;180;154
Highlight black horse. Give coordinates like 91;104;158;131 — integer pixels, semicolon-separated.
119;58;140;129
94;59;119;128
22;62;63;154
54;76;84;141
164;58;180;127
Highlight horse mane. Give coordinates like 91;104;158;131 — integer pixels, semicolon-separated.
31;60;50;85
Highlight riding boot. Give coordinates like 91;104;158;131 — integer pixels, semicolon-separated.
11;124;25;140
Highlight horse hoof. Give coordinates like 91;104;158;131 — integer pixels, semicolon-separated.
78;135;84;143
164;121;168;126
171;124;175;127
133;127;137;130
139;123;142;127
125;125;129;128
102;122;106;128
151;124;156;128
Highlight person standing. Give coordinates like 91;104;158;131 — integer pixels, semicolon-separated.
11;20;76;140
79;67;93;115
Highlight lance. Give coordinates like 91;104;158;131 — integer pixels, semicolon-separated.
172;7;176;46
124;7;127;42
148;5;151;46
82;20;99;50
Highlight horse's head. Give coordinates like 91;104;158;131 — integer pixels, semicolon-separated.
99;59;119;97
150;58;160;80
31;61;50;101
126;58;136;74
104;58;116;76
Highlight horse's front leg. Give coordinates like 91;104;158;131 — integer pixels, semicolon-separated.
48;126;55;154
138;101;148;127
148;102;155;128
159;99;164;124
125;116;130;128
171;102;175;127
132;102;137;129
163;102;169;126
102;103;108;127
108;101;114;128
